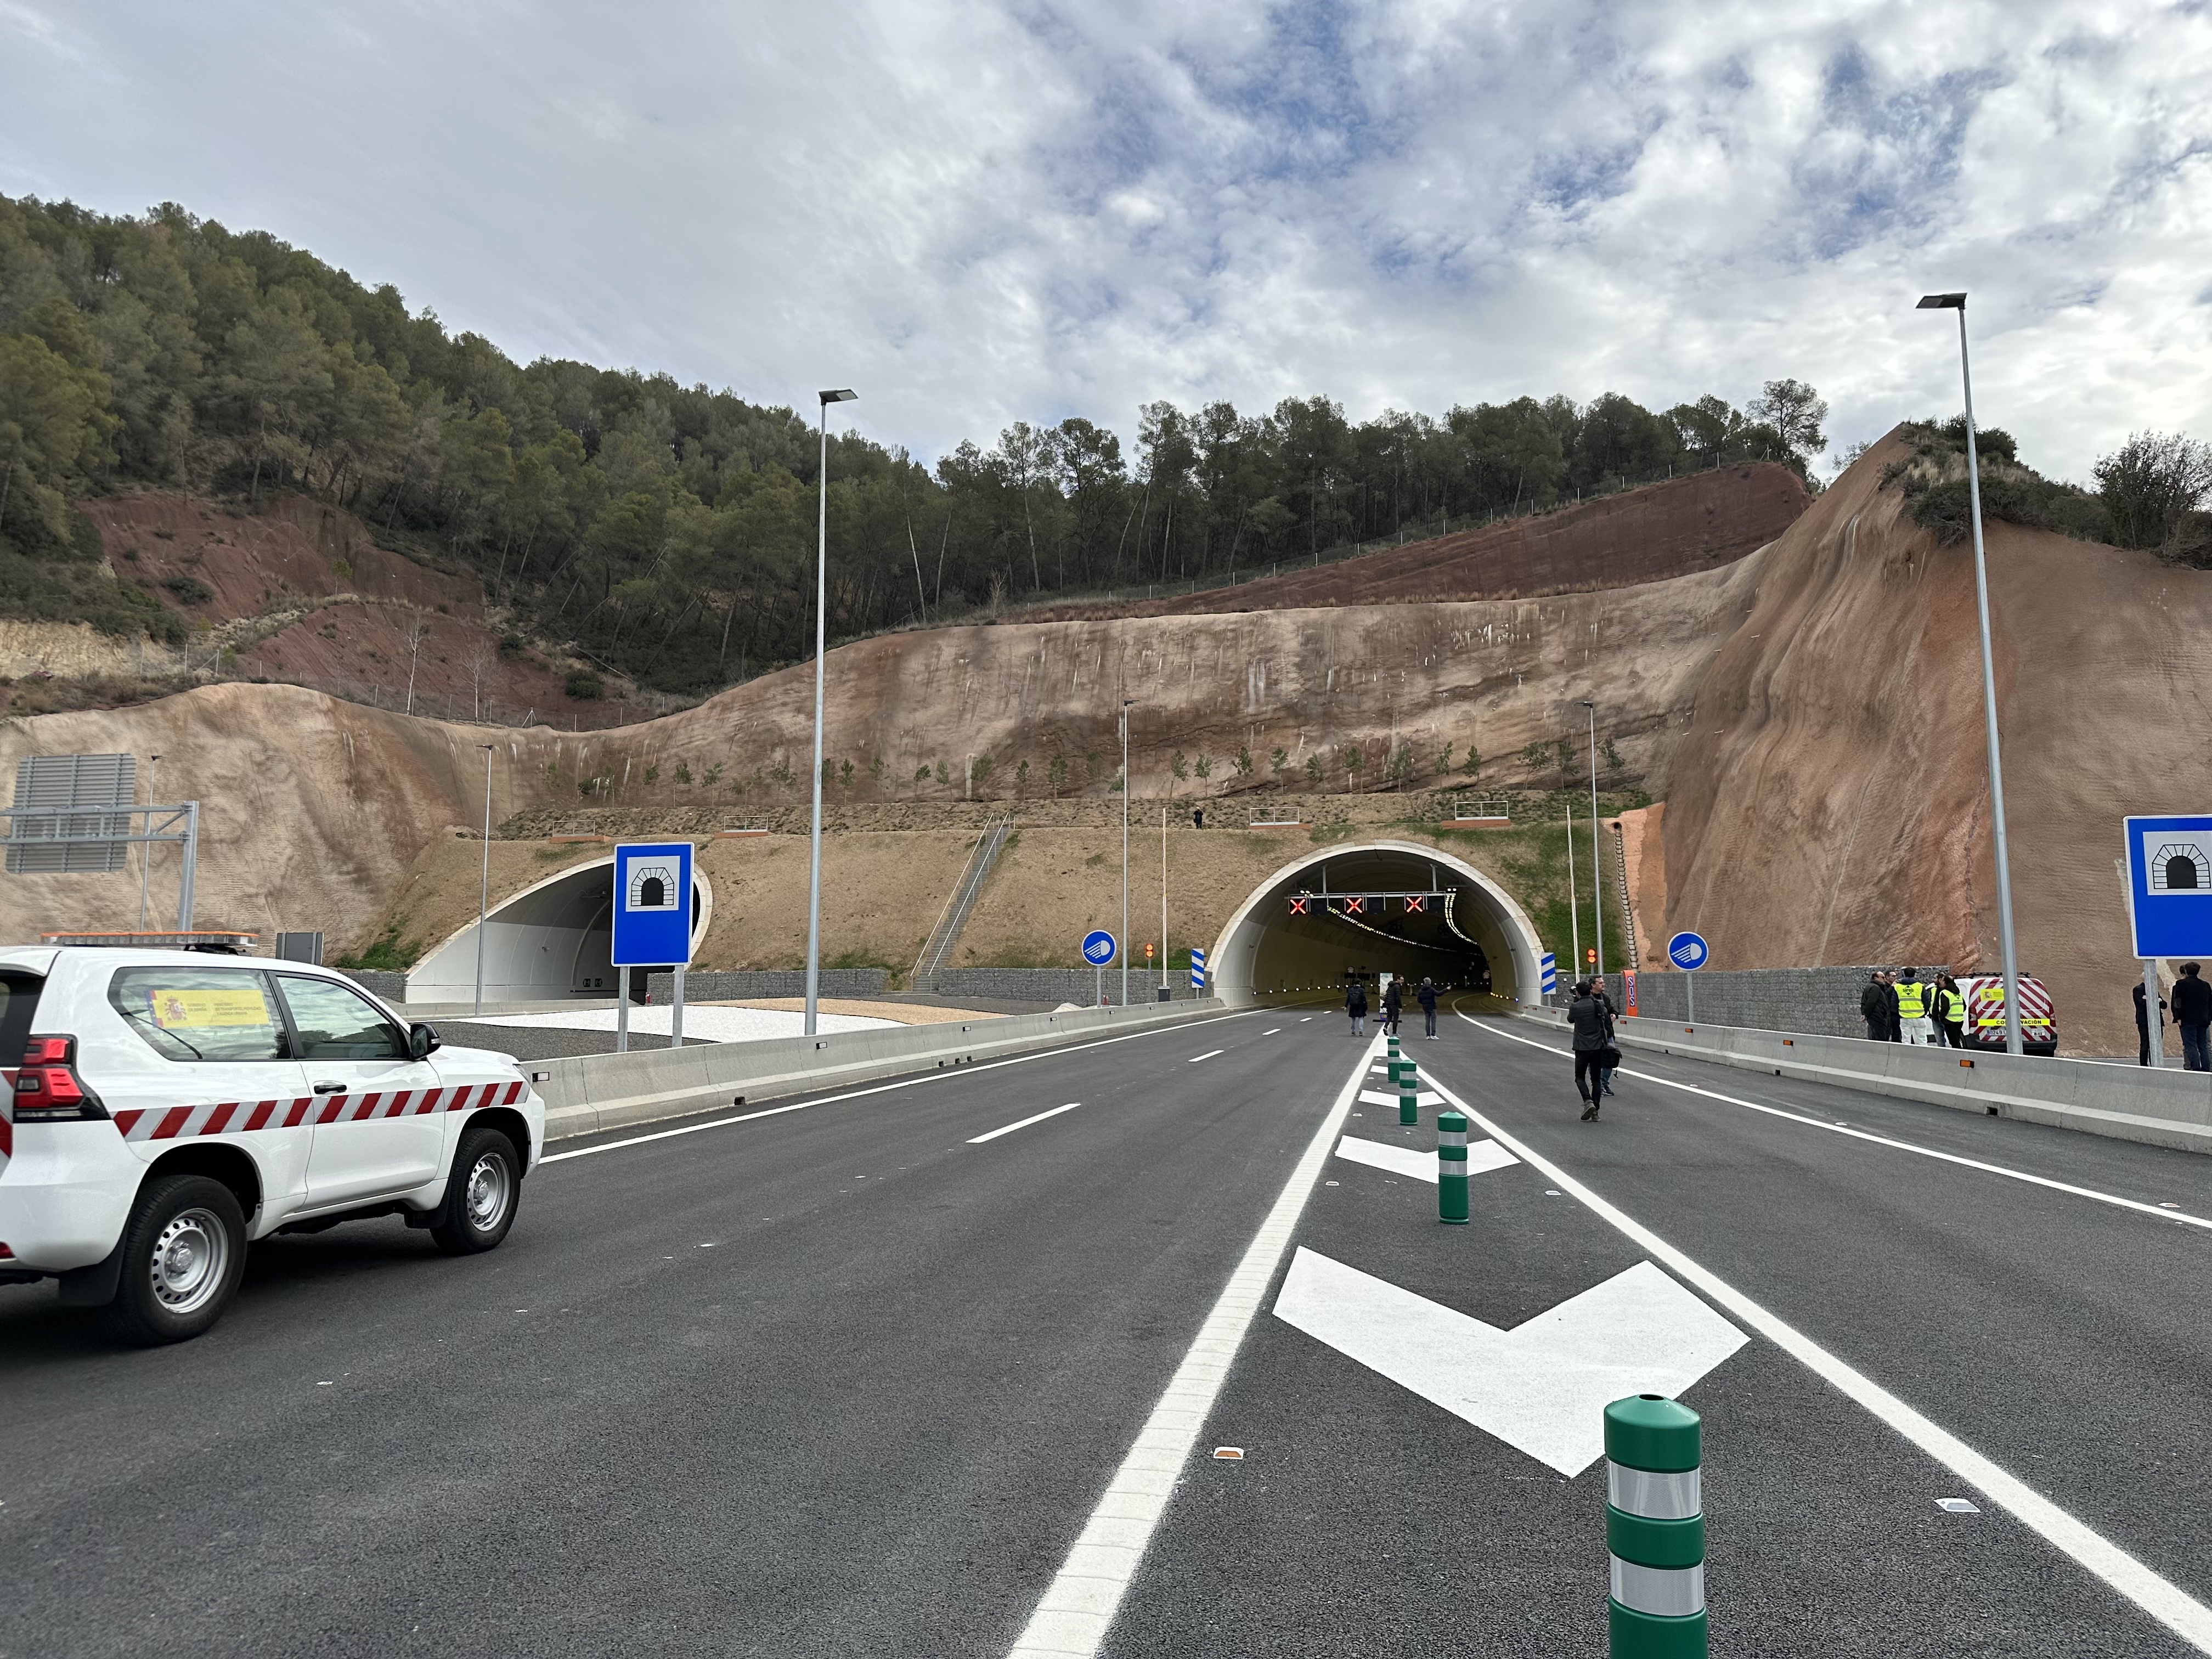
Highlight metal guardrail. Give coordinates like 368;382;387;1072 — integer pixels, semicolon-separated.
1447;794;1512;821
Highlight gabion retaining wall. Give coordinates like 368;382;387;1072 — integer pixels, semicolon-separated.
1623;966;1950;1038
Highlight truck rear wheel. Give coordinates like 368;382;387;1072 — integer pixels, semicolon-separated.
103;1174;247;1346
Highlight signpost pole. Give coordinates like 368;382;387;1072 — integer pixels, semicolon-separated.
616;967;629;1054
672;962;685;1049
1686;973;1695;1024
2144;958;2164;1068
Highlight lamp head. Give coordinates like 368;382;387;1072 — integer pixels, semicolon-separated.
1917;293;1966;310
819;388;858;406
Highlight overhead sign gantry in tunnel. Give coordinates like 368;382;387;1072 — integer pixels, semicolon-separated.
1206;839;1547;1004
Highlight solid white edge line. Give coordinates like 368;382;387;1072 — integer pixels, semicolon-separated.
1188;1049;1226;1063
1457;1009;2212;1233
968;1103;1081;1144
1432;1025;2212;1652
539;1009;1263;1164
1003;1032;1380;1657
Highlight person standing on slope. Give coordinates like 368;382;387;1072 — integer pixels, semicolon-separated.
1346;977;1369;1037
2171;963;2211;1071
1568;980;1612;1120
1860;972;1893;1042
1417;976;1440;1039
1894;968;1934;1046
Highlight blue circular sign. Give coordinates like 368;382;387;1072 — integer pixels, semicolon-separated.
1082;929;1118;966
1667;930;1710;972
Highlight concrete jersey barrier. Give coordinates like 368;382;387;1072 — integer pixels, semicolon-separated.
531;996;1242;1143
1521;1007;2212;1155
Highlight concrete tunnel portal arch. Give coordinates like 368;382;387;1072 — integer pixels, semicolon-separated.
404;856;712;1003
1209;839;1547;1007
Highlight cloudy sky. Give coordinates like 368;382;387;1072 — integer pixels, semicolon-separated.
3;1;2208;479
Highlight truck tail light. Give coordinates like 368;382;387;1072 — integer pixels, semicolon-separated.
12;1036;107;1122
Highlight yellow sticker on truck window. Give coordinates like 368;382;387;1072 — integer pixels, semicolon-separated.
150;987;271;1029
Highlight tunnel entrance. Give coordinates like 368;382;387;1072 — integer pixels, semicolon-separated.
1207;839;1545;1007
404;856;710;1003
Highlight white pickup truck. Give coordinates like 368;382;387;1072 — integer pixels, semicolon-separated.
0;946;545;1344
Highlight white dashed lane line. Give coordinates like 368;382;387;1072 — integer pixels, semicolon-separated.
967;1103;1081;1144
1188;1049;1226;1063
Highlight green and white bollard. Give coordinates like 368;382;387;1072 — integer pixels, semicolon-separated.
1398;1054;1419;1125
1437;1110;1469;1223
1605;1395;1707;1657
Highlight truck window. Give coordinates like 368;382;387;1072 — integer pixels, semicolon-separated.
109;967;290;1062
274;975;408;1061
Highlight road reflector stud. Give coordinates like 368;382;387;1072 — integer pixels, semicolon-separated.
1935;1497;1980;1513
1212;1447;1245;1460
1605;1393;1707;1657
1437;1110;1469;1223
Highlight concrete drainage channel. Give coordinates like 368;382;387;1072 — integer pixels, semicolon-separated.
531;996;1255;1143
1520;1007;2212;1155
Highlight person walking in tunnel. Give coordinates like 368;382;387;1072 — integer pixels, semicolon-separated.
1418;976;1439;1039
1936;972;1967;1048
2135;975;2169;1066
1345;976;1368;1037
2171;963;2211;1071
1568;980;1612;1120
1381;975;1404;1037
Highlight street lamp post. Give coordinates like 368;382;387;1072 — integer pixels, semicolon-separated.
1120;699;1134;1007
805;388;857;1039
1581;698;1602;979
1918;293;2023;1056
473;743;494;1016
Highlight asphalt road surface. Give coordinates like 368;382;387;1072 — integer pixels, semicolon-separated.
4;1000;2210;1657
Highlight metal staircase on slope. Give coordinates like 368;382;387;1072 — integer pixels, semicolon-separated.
912;812;1014;985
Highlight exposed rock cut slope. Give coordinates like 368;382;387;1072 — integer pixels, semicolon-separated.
1656;431;2207;1057
1024;464;1808;620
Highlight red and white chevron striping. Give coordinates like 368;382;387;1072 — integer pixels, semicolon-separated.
110;1080;525;1143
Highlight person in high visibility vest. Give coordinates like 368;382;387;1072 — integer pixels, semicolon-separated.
1894;968;1935;1045
1934;972;1967;1048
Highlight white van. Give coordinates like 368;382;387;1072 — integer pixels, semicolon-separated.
0;946;544;1344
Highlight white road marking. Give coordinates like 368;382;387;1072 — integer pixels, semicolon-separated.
1188;1049;1226;1063
1355;1087;1443;1109
1261;1028;1282;1035
1005;1035;1378;1658
539;1011;1260;1164
1274;1251;1745;1476
1458;1012;2212;1234
968;1103;1080;1143
1421;1048;2212;1654
1333;1134;1518;1182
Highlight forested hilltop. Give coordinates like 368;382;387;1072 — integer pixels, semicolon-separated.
1;194;1841;697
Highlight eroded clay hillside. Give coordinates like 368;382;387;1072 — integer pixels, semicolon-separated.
0;551;1765;952
1652;430;2211;1057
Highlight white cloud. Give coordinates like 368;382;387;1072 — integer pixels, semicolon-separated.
1;0;2207;478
